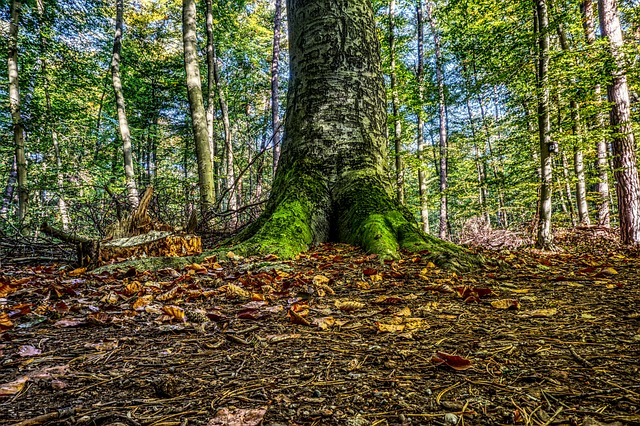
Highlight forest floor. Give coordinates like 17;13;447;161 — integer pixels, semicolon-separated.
1;228;639;426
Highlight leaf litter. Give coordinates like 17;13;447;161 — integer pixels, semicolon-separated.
0;238;639;425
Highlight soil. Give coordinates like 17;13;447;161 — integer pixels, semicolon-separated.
1;231;639;426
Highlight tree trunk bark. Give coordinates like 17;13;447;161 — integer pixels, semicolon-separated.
8;0;28;222
205;0;219;200
536;0;554;248
1;156;18;218
231;0;468;267
389;0;404;204
111;0;139;210
561;151;577;226
271;0;283;174
183;0;216;214
426;0;449;240
416;0;429;233
599;0;640;243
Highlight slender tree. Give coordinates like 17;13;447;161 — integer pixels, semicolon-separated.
416;0;429;233
389;0;404;203
183;0;216;213
536;0;553;248
271;0;283;174
426;0;448;240
598;0;640;242
111;0;139;209
8;0;28;222
205;0;219;199
582;0;610;227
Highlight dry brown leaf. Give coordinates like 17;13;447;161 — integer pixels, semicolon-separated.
207;406;267;426
288;309;311;326
0;376;29;397
529;308;557;317
124;280;143;296
0;313;14;331
18;345;42;357
67;267;86;277
162;305;186;321
312;316;335;330
375;322;405;333
396;307;412;317
334;300;365;311
132;295;154;310
431;351;472;371
223;284;250;299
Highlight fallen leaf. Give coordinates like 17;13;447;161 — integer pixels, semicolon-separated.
375;322;405;333
0;313;14;331
51;380;67;390
362;268;377;276
312;316;335;330
431;351;472;371
0;283;17;298
334;300;365;311
0;376;29;397
162;305;186;321
18;345;42;357
123;281;143;296
288;309;311;326
207;407;267;426
133;295;154;310
68;267;86;276
529;308;557;317
222;284;250;299
396;306;412;317
53;318;86;328
598;267;618;276
491;299;520;310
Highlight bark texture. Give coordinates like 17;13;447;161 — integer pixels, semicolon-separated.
111;0;139;209
536;0;553;249
8;0;28;222
232;0;466;266
599;0;640;243
389;0;404;204
205;0;219;199
183;0;216;213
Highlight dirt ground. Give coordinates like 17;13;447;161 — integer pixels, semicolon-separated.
1;230;639;426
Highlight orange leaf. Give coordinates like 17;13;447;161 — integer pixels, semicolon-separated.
68;267;87;277
132;295;153;310
0;376;29;397
0;313;14;331
288;309;311;326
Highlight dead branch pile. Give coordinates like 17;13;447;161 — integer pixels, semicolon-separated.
458;216;530;250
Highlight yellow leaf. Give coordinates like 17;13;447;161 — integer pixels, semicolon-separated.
601;267;618;275
162;305;185;321
132;295;154;310
529;308;557;317
124;281;142;296
512;289;530;294
334;300;365;311
396;307;412;317
226;251;237;259
375;322;405;333
355;281;370;290
313;275;330;285
581;313;595;319
370;273;383;282
491;299;520;310
221;284;250;299
68;267;86;277
312;316;335;330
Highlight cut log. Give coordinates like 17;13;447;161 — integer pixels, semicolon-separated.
100;231;202;263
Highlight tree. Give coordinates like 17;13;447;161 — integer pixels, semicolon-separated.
426;0;449;240
416;0;429;233
232;0;464;264
598;0;640;243
535;0;554;249
271;0;283;173
389;0;404;204
183;0;216;213
8;0;28;222
111;0;139;210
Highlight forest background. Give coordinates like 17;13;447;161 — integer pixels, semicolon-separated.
2;0;640;250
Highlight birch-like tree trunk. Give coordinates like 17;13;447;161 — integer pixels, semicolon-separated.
205;0;219;199
536;0;554;248
389;0;404;203
599;0;640;243
183;0;216;213
8;0;28;222
271;0;282;174
426;0;448;240
111;0;139;210
583;0;610;227
416;0;429;233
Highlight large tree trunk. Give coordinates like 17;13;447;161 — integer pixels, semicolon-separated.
183;0;216;214
232;0;466;266
416;0;429;233
111;0;139;210
536;0;554;249
205;0;219;200
582;0;610;227
599;0;640;243
426;0;449;240
8;0;28;222
389;0;404;204
1;156;18;218
271;0;283;174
